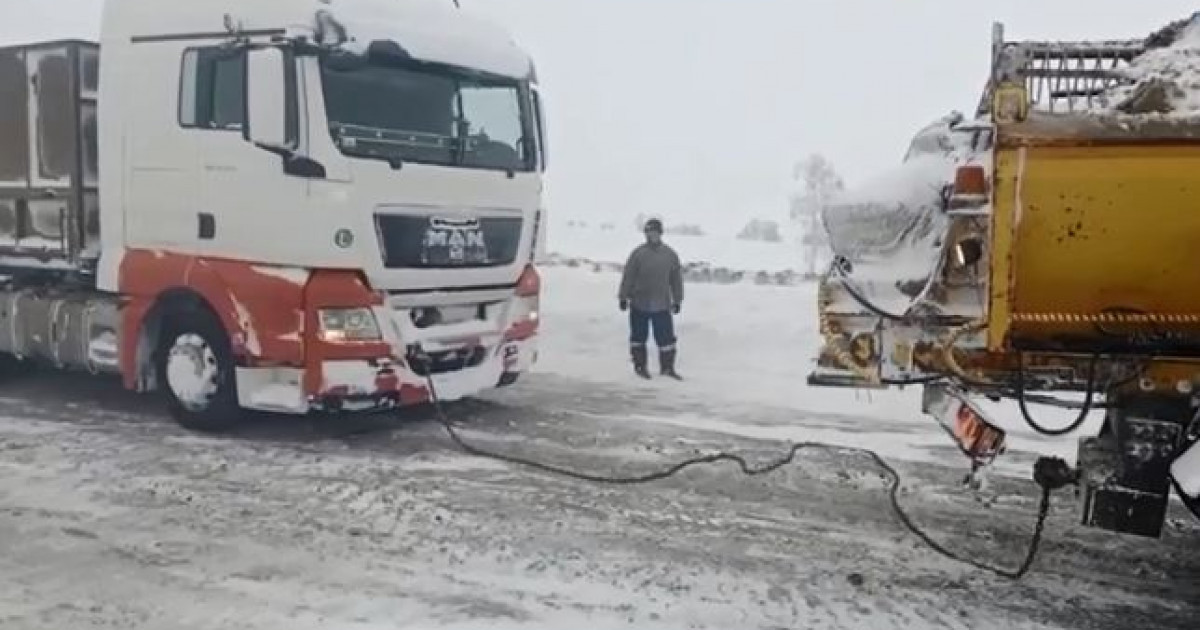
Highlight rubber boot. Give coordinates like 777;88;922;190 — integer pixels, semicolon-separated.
632;346;651;379
660;348;682;380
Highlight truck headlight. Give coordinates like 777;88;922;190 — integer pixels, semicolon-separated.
319;308;382;342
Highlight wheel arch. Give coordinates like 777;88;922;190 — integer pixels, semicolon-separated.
128;287;233;393
116;251;311;392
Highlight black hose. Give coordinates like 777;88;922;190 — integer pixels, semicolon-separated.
825;257;911;322
834;274;908;322
1015;353;1100;436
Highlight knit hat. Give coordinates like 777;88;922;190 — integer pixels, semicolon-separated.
644;218;664;233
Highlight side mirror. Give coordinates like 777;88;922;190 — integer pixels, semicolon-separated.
244;47;293;150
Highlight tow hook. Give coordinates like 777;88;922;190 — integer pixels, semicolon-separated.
1033;456;1078;491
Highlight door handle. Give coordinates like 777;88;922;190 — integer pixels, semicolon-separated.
198;213;215;240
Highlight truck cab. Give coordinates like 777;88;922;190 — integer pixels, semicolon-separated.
0;0;547;430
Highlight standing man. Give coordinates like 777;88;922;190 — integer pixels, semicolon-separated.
619;218;684;380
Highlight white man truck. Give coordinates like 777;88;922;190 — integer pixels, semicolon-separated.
0;0;547;431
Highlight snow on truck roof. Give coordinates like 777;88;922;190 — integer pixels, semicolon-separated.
101;0;533;79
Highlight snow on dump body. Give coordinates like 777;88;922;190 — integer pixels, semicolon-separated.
819;114;979;316
1059;13;1200;118
1101;16;1200;117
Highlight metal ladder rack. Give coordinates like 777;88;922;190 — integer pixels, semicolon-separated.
976;22;1147;116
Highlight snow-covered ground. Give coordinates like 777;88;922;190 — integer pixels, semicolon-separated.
537;242;1097;478
0;264;1196;630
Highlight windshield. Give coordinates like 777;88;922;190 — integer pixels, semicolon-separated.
320;57;535;172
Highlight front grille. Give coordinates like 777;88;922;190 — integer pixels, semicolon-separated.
376;214;522;269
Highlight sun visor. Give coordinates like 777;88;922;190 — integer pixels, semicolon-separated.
315;3;534;80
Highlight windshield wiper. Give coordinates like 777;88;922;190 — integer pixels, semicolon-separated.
337;144;406;170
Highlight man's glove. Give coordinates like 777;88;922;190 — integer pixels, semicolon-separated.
619;299;629;312
672;303;682;315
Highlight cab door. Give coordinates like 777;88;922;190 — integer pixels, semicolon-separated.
182;46;309;265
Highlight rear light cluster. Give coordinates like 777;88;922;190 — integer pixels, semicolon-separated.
947;165;990;269
515;264;541;297
949;165;990;209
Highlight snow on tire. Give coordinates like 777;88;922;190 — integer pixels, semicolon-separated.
156;308;243;432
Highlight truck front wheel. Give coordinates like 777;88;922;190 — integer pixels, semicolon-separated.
155;309;242;432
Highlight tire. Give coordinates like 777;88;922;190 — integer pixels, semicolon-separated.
155;307;243;432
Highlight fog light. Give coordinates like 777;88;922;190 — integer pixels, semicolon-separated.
411;307;442;329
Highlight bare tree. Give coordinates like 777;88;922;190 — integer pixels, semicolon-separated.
789;154;845;276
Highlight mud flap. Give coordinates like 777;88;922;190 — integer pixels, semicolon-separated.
1079;417;1183;538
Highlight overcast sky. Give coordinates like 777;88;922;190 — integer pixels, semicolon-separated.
4;0;1198;232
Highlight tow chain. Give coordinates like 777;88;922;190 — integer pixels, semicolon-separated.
417;367;1075;581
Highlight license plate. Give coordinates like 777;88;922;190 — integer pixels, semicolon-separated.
923;385;1007;465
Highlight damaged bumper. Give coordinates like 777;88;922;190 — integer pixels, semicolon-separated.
230;268;541;415
314;334;536;412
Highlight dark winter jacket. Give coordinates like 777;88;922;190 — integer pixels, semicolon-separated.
619;243;684;313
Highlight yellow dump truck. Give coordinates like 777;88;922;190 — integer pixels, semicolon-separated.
810;16;1200;537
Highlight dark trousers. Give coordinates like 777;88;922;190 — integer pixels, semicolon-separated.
629;309;676;350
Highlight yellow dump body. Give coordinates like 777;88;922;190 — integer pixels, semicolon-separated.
989;118;1200;355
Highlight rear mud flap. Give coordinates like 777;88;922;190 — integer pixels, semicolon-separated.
1079;417;1183;538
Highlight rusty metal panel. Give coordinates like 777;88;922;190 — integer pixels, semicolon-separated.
986;149;1018;351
